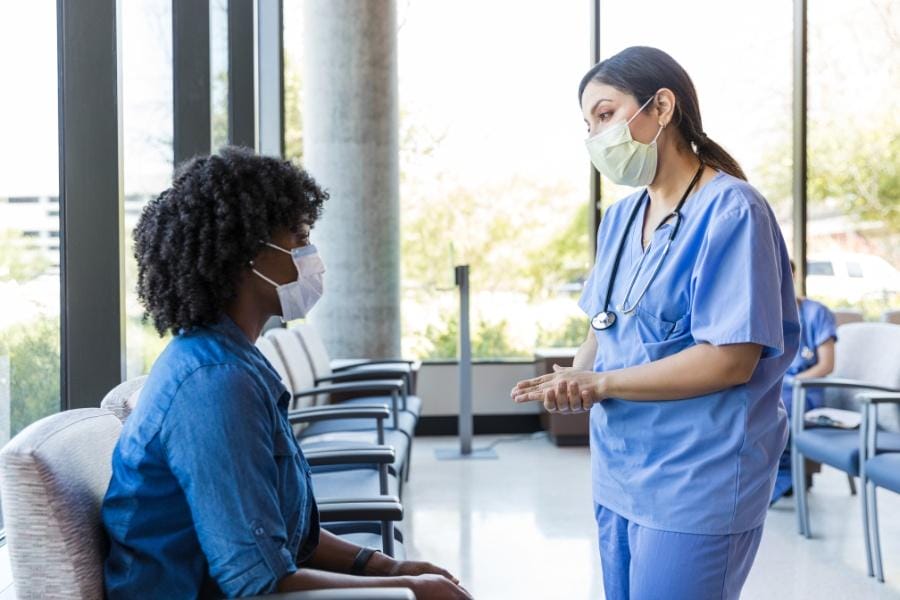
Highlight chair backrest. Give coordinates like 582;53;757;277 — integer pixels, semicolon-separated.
827;322;900;431
99;375;148;422
255;336;295;390
882;310;900;325
265;328;319;408
0;408;122;599
292;323;334;379
833;310;864;327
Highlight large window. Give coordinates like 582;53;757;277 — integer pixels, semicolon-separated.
0;2;61;527
211;0;229;152
805;0;899;318
398;1;593;360
598;0;793;232
122;0;175;378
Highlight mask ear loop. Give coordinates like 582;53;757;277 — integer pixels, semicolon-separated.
248;259;280;288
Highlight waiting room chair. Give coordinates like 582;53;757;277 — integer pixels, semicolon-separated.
0;408;412;599
860;391;900;582
293;323;422;412
792;323;900;551
882;310;900;325
260;333;414;482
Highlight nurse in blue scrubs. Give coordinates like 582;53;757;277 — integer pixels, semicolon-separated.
771;260;838;502
512;46;800;600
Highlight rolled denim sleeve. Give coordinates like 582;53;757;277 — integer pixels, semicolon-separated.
161;364;297;597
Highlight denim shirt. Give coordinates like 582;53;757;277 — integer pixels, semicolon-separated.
102;317;319;599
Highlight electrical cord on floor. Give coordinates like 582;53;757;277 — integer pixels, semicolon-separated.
476;430;549;452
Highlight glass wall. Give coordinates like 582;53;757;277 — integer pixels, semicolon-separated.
598;0;793;233
211;0;230;151
0;1;61;528
806;0;899;318
122;0;175;378
398;0;593;360
283;0;304;164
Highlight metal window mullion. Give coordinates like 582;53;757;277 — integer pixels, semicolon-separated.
792;0;808;294
589;0;603;252
173;0;212;164
57;0;125;409
228;0;256;148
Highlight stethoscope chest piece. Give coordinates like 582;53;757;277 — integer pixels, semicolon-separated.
801;346;815;361
592;311;617;331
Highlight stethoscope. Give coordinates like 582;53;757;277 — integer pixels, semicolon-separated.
591;163;705;331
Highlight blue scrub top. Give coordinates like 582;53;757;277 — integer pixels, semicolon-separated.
781;298;837;414
578;171;800;535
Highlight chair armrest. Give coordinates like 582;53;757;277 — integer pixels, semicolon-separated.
288;405;389;426
247;589;416;600
794;377;898;392
332;359;419;372
304;446;396;468
294;380;405;399
858;391;900;405
314;373;407;389
318;498;403;523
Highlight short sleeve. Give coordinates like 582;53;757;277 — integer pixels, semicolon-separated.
161;365;298;597
690;202;788;358
811;304;838;348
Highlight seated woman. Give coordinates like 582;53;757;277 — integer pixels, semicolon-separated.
771;260;838;503
102;147;471;599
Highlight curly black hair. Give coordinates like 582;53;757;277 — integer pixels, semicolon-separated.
134;146;328;336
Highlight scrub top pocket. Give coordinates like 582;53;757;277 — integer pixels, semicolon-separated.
634;306;693;362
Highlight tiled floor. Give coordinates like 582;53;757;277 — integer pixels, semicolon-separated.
404;434;900;600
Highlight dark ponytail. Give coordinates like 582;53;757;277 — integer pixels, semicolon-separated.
578;46;746;181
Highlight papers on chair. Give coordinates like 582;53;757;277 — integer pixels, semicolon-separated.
804;407;862;429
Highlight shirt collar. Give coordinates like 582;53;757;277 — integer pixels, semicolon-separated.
210;315;291;408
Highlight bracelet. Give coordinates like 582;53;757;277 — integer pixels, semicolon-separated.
350;547;379;575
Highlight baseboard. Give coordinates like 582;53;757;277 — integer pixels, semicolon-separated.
415;414;543;436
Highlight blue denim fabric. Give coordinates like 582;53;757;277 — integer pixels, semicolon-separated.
102;317;319;599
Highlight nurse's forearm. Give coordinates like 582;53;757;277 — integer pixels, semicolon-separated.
794;340;835;380
572;327;598;371
599;342;763;401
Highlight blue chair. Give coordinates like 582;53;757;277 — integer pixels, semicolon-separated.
861;391;900;582
792;323;900;547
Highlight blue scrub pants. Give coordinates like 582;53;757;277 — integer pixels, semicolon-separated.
595;504;763;600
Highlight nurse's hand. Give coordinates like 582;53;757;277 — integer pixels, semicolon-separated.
510;365;606;413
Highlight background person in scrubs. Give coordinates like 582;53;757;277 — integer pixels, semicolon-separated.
512;46;800;600
771;260;838;502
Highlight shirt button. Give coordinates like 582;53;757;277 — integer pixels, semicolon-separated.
255;527;264;536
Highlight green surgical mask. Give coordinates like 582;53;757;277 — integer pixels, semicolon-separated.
585;94;663;187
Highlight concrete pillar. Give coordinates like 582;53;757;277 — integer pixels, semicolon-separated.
301;0;400;358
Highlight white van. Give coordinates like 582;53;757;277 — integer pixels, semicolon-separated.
806;252;900;302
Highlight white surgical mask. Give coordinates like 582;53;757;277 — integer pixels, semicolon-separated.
585;94;664;187
253;242;325;322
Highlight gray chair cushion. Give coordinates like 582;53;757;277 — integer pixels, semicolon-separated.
0;408;122;600
824;323;900;431
99;375;147;422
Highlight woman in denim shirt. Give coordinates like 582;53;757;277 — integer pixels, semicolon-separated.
102;147;470;599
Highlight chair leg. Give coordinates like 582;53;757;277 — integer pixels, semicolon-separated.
870;485;885;582
792;444;810;536
862;476;874;577
847;474;857;495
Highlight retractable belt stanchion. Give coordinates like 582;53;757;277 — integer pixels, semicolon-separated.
436;265;497;460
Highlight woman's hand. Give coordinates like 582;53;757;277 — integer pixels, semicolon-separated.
388;559;460;584
511;364;606;413
404;574;474;599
